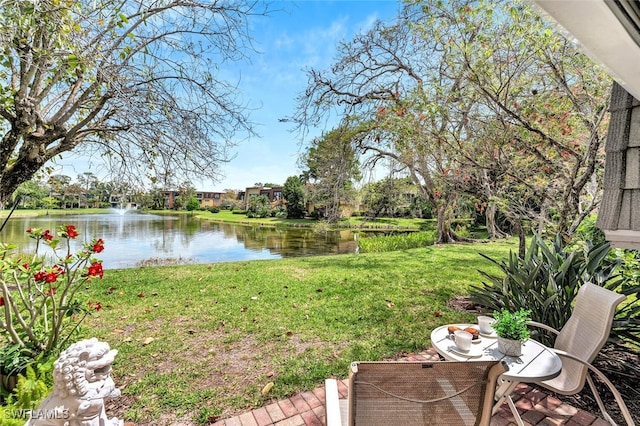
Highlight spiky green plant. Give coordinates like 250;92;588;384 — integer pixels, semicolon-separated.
469;235;622;346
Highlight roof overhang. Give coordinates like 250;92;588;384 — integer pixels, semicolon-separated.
532;0;640;101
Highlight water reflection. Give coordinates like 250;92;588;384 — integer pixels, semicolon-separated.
0;213;358;269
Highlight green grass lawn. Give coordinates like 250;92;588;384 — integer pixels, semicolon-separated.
77;238;517;424
196;209;438;230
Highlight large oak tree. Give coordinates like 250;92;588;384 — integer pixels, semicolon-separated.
0;0;267;204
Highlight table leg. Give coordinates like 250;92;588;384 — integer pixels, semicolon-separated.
492;378;525;426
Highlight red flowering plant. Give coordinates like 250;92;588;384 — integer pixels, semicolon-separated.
0;225;105;376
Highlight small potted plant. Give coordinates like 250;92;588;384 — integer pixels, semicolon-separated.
492;308;531;356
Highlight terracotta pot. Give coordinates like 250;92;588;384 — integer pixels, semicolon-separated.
497;336;522;356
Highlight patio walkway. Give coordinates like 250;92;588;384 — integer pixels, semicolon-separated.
212;348;610;426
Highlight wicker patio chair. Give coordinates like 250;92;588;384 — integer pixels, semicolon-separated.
325;360;507;426
528;283;635;426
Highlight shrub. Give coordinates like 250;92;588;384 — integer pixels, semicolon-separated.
607;249;640;348
469;235;623;346
574;214;606;246
185;197;200;211
0;355;54;423
246;195;270;218
207;206;220;213
0;226;105;378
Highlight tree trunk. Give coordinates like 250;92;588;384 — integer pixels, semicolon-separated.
513;218;526;259
485;203;510;239
436;203;456;243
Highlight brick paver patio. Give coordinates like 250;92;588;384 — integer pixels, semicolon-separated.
212;348;612;426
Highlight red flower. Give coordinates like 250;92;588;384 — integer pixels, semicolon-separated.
52;265;65;275
65;225;79;238
42;230;53;241
45;272;58;283
22;263;30;271
87;262;104;279
45;287;57;296
0;296;4;306
34;271;47;282
92;239;105;253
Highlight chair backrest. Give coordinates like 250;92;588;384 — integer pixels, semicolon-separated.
346;360;507;426
547;283;625;394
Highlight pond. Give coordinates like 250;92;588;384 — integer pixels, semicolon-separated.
0;212;359;269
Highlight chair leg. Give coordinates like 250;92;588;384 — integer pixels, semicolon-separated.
553;350;636;426
586;373;617;425
583;363;636;426
325;379;344;426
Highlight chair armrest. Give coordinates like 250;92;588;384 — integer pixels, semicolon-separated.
527;321;560;335
551;349;635;426
325;378;343;426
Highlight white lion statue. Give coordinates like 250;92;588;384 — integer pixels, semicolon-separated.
26;338;123;426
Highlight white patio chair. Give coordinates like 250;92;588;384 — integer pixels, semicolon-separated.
528;283;635;426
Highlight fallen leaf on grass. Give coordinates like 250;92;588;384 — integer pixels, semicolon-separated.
138;293;145;297
261;382;274;396
142;337;155;346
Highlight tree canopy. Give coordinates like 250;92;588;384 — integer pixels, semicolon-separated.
282;175;306;219
299;125;362;222
295;0;611;246
0;0;268;204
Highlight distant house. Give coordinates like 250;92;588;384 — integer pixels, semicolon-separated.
241;186;284;209
162;190;226;209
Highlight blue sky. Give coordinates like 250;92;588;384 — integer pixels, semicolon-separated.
54;0;402;191
209;0;402;191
